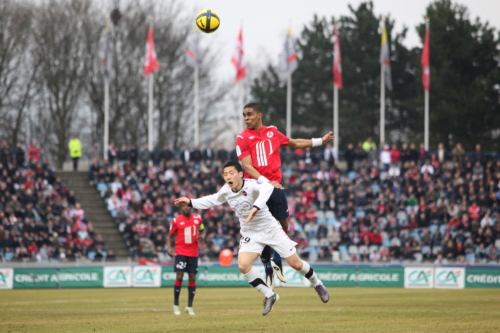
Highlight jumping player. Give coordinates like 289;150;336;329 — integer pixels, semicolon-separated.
236;102;334;288
174;161;329;315
166;204;205;316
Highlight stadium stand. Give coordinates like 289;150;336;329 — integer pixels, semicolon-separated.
0;143;118;262
88;142;500;265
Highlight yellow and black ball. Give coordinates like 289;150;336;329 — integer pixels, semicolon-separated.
196;9;220;33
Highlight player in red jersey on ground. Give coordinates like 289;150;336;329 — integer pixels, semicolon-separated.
236;102;334;288
166;204;205;316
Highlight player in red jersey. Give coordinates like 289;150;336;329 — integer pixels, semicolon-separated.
236;102;334;288
166;204;205;316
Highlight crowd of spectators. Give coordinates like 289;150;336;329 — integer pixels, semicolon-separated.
0;140;114;262
92;139;500;265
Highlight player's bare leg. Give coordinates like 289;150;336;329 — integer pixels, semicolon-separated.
185;273;197;315
173;271;184;315
239;251;279;315
284;253;330;303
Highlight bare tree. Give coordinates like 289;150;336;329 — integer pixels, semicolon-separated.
0;0;37;146
31;0;98;169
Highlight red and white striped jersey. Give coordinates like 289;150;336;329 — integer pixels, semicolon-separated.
235;126;290;183
169;214;204;257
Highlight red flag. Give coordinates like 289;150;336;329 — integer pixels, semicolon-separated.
333;25;343;89
231;27;246;83
144;25;160;77
421;24;430;91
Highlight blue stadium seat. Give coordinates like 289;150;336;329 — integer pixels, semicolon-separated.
326;217;336;226
338;245;348;254
371;184;380;194
429;225;438;234
4;252;13;261
439;225;447;235
348;171;357;180
465;253;476;263
382;239;391;247
308;245;319;254
421;245;430;254
87;251;96;261
317;217;326;224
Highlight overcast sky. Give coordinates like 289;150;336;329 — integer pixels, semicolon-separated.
189;0;500;79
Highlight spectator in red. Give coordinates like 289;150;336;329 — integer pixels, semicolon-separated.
301;185;316;207
305;204;317;222
469;201;480;220
418;143;427;165
369;229;383;245
142;199;154;215
376;200;388;215
28;141;41;164
390;144;400;164
71;203;85;220
27;242;39;258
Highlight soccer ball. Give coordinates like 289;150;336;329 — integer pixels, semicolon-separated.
195;9;220;33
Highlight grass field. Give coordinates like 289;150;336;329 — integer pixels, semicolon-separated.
0;287;499;333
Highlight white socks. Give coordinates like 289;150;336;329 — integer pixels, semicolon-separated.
244;267;274;298
298;260;321;287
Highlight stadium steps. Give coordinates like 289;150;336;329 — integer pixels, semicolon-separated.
58;172;129;258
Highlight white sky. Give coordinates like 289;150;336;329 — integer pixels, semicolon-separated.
190;0;500;79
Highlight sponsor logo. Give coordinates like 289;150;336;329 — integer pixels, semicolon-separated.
242;191;247;196
0;269;13;289
404;267;434;288
133;266;161;287
266;132;274;138
466;274;500;284
434;268;464;289
249;136;255;139
104;266;132;287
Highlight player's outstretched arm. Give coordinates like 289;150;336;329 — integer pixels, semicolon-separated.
174;197;190;206
287;131;334;149
241;155;284;189
245;207;259;223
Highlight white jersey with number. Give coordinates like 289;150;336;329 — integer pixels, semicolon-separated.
190;179;280;234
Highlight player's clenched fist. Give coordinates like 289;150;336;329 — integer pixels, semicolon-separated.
174;197;190;206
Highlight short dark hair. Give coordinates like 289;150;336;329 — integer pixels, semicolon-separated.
243;102;263;113
223;161;243;173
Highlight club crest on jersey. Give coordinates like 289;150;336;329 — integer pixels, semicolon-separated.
242;191;247;196
266;132;274;138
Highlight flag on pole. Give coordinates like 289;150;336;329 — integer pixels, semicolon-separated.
102;20;111;82
186;30;203;68
333;24;343;90
231;27;246;83
421;23;430;91
379;23;393;90
144;25;160;77
277;29;298;81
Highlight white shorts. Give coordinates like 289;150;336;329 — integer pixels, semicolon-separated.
239;225;297;258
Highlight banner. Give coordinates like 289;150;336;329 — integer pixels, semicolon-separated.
57;268;102;288
404;267;434;289
103;266;132;288
434;267;465;289
357;267;403;287
314;267;356;287
465;268;500;288
14;268;58;289
133;266;161;287
0;268;13;289
13;268;103;289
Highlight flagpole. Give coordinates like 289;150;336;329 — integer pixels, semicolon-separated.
103;15;110;161
424;18;430;151
104;74;109;161
194;66;199;147
333;19;339;154
239;81;244;133
286;76;292;137
380;20;386;146
148;17;154;156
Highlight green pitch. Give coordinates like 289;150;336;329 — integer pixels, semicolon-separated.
0;288;499;332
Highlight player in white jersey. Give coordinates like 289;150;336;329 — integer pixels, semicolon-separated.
174;161;330;315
